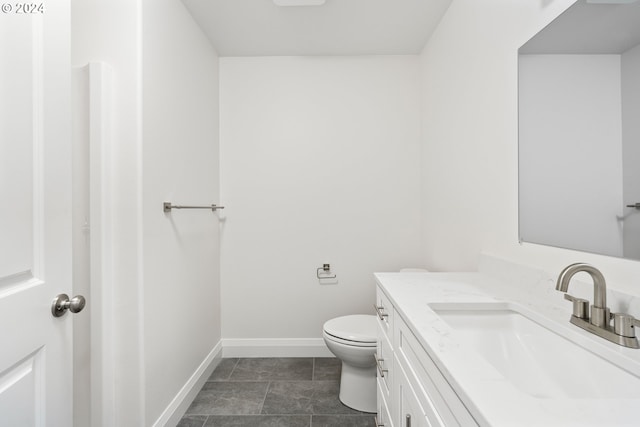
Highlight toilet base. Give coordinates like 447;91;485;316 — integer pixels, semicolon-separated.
338;362;377;413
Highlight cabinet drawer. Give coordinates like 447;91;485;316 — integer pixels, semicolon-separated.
395;316;477;427
377;377;395;427
376;321;393;399
375;286;394;340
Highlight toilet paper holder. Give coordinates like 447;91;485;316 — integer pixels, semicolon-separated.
317;264;336;279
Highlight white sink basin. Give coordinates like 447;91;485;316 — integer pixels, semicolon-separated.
429;302;640;399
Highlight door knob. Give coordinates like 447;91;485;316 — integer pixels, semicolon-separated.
51;294;86;317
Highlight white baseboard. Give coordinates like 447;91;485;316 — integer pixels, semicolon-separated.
222;338;333;358
153;340;223;427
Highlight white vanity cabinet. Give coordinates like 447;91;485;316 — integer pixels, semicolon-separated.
376;285;478;427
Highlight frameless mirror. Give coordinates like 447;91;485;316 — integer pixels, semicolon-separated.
518;0;640;260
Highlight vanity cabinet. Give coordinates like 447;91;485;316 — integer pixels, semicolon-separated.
376;285;478;427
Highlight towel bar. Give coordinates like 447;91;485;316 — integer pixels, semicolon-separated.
163;202;225;212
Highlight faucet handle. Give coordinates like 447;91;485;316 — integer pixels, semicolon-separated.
613;313;640;338
564;294;589;320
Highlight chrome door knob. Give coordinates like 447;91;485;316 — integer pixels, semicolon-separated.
51;294;86;317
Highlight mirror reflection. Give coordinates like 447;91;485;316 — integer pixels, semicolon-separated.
518;0;640;260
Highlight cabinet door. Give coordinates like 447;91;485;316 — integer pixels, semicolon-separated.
377;377;394;427
395;314;478;427
397;365;431;427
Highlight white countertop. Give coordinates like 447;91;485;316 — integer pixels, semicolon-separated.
375;272;640;427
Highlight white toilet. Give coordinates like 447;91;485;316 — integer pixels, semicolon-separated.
322;314;378;413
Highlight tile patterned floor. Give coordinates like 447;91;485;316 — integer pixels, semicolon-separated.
178;358;375;427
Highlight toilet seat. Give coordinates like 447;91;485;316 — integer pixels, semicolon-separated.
323;331;377;347
323;315;377;347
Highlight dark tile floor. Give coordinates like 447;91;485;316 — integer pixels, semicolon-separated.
178;357;376;427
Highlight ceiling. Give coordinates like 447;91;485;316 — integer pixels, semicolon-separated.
181;0;453;56
520;0;640;54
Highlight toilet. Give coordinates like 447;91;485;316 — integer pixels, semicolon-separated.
322;314;378;413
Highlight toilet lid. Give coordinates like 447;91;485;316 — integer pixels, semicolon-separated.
323;314;377;343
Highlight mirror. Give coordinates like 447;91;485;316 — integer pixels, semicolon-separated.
518;0;640;260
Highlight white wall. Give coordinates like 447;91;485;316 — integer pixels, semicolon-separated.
519;54;623;257
622;43;640;260
419;0;640;295
72;0;221;425
71;1;145;424
142;0;221;424
220;56;422;345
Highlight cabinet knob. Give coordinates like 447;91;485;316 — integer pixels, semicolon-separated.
406;414;412;427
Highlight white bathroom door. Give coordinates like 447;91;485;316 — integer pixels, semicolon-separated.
0;2;74;426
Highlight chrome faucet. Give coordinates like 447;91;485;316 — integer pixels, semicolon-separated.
556;263;639;349
556;263;609;328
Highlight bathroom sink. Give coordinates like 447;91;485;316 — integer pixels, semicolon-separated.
429;302;640;399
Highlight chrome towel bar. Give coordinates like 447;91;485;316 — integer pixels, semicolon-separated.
163;202;225;212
